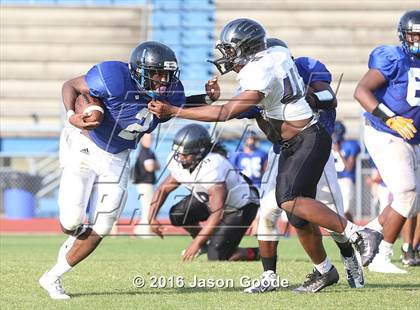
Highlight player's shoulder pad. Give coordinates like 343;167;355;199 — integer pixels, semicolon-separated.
85;61;132;98
294;56;331;84
368;45;405;80
197;153;230;183
201;152;225;167
237;50;278;94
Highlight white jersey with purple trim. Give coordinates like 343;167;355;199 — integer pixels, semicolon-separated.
167;152;257;209
236;46;313;121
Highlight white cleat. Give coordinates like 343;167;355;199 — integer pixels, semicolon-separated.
368;254;407;274
39;272;70;300
243;270;279;293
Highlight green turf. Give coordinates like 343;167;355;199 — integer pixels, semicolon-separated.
0;235;419;309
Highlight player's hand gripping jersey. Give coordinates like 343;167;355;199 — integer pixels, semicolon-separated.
236;46;313;122
167;152;258;209
364;45;420;144
85;61;186;154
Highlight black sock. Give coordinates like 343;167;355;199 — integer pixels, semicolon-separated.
262;255;277;273
335;241;354;258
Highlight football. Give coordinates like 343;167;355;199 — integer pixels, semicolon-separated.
74;93;104;127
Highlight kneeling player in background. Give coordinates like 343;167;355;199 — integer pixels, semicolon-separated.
148;124;260;261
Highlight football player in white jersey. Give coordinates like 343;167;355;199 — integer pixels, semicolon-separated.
148;124;260;261
149;19;382;292
354;10;420;273
243;38;364;293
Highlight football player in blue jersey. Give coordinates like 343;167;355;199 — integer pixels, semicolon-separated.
39;41;194;300
149;19;381;293
332;121;361;221
245;38;363;293
229;130;268;187
354;10;420;274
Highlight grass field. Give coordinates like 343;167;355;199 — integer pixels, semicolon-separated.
1;235;419;309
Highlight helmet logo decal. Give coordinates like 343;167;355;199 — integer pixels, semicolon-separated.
164;61;178;70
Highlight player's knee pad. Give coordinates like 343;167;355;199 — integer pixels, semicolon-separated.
391;190;417;218
207;240;232;261
59;223;86;236
59;206;85;234
169;204;186;226
257;199;281;242
91;188;127;237
285;211;309;229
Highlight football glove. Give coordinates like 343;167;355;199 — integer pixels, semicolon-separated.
385;116;417;140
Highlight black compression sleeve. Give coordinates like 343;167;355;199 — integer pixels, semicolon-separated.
185;94;206;107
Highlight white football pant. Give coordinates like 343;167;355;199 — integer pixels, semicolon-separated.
364;125;419;218
58;125;129;236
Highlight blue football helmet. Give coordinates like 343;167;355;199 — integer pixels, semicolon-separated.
129;41;180;97
398;10;420;56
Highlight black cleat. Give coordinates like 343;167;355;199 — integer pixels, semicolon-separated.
293;266;339;294
351;228;383;267
415;247;420;266
400;245;416;267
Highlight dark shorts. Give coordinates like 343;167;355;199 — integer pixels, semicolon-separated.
169;195;259;261
275;123;332;227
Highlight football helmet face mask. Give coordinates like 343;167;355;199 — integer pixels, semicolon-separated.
398;10;420;57
172;124;212;170
129;41;180;97
209;18;267;75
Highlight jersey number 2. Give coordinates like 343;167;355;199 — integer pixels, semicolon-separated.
118;109;153;141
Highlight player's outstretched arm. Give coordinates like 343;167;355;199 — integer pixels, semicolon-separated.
149;90;263;122
184;76;221;107
148;174;180;238
182;183;226;262
355;69;417;140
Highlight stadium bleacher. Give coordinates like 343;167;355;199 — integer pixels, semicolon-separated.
0;0;418;220
215;0;418;138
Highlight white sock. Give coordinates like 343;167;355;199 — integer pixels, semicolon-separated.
377;240;393;259
314;258;333;275
401;243;410;252
57;236;76;261
48;256;72;278
343;221;361;242
366;217;383;233
48;236;76;278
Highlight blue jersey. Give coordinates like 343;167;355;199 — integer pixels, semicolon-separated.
334;140;360;182
85;61;185;154
230;149;268;186
295;56;336;136
364;45;420;145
